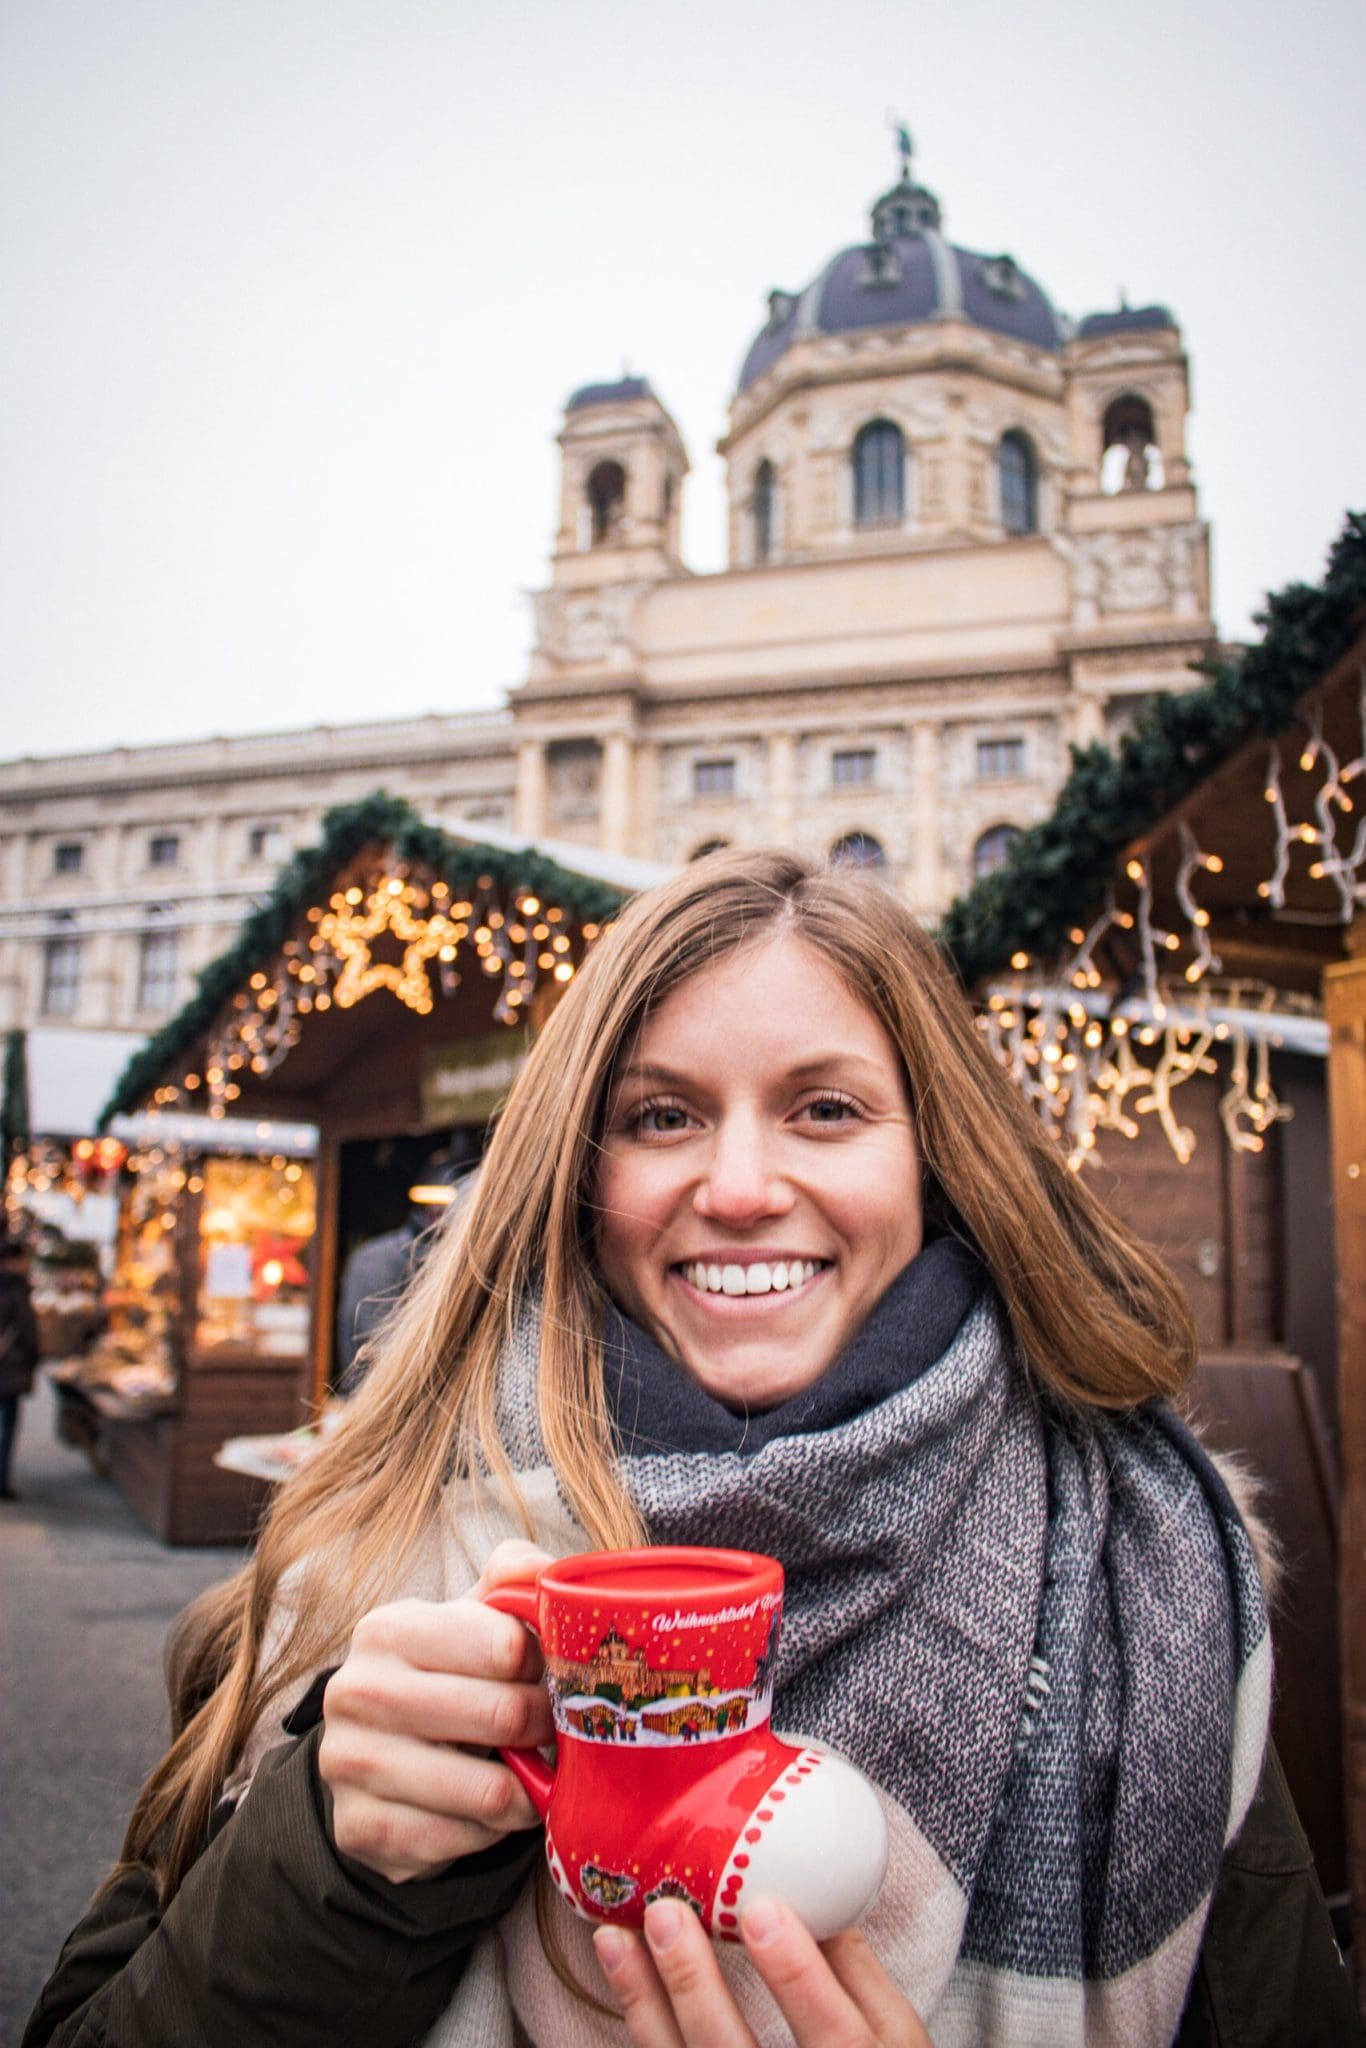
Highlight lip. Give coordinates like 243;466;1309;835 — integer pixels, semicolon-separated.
670;1250;830;1268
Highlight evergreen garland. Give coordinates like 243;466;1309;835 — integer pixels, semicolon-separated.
102;794;627;1121
937;510;1366;988
2;1028;31;1169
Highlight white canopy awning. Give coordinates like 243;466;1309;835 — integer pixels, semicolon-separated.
434;815;677;894
21;1027;148;1138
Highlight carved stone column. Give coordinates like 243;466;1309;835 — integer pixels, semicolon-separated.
81;926;125;1029
942;388;970;533
1070;694;1106;748
909;723;944;914
633;743;661;859
95;822;124;894
0;937;23;1029
767;731;797;847
514;739;547;840
600;731;635;855
195;812;226;884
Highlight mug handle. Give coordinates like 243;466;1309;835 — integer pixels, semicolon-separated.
481;1579;556;1816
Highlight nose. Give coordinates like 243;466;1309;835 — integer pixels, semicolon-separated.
692;1115;794;1226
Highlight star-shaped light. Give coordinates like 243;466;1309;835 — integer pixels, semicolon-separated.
317;879;457;1015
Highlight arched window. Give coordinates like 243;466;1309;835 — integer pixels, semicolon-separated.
972;824;1022;877
1100;395;1162;495
689;838;731;862
830;831;886;870
852;421;904;528
998;431;1037;535
753;460;776;564
586;460;627;543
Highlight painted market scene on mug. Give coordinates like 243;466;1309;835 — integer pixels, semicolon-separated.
2;13;1364;2043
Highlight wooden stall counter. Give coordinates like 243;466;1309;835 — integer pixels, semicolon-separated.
102;1349;309;1547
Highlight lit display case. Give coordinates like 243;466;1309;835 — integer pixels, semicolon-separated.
194;1156;315;1358
56;1139;320;1543
54;1173;184;1409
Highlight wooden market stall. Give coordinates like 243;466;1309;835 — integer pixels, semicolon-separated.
50;1114;319;1543
96;793;656;1543
941;511;1366;1992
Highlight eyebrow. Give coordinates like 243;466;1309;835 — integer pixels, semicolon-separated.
614;1052;890;1088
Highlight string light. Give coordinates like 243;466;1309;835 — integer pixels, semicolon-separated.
154;862;600;1115
1217;988;1293;1154
976;980;1309;1171
975;682;1366;1166
1173;824;1221;986
1259;679;1366;912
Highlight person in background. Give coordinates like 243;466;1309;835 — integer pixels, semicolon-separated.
335;1141;477;1392
0;1226;40;1501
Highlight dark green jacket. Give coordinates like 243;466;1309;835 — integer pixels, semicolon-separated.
23;1729;1358;2047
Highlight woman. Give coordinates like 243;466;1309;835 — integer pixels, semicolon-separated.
25;850;1352;2047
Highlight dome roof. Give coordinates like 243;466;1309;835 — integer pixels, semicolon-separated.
738;164;1065;391
565;375;656;413
1075;304;1175;340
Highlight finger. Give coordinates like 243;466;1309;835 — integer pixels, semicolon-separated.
739;1899;877;2048
328;1783;504;1884
823;1929;933;2048
469;1540;557;1597
320;1722;543;1836
640;1898;756;2047
592;1927;687;2048
324;1659;554;1750
351;1596;544;1683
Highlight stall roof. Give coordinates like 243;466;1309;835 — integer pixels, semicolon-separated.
101;792;651;1123
939;511;1366;989
435;815;674;894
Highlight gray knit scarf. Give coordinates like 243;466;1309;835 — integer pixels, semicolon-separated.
434;1238;1270;2048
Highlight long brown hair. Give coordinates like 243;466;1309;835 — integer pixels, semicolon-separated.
122;848;1195;1897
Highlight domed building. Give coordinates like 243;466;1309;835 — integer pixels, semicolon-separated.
515;134;1213;911
0;139;1217;1037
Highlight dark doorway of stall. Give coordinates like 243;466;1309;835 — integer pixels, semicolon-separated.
331;1125;488;1393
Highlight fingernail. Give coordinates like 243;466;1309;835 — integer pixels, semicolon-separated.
742;1898;783;1945
593;1926;627;1975
644;1899;684;1951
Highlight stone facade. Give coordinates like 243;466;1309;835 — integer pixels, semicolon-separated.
0;154;1215;1041
0;713;513;1035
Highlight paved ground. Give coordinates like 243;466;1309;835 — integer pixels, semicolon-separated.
1;1384;244;2045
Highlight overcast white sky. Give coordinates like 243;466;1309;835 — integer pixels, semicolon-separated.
2;0;1362;762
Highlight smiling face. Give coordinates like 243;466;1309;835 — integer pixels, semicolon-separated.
594;934;924;1410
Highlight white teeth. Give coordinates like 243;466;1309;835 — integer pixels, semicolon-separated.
682;1260;821;1296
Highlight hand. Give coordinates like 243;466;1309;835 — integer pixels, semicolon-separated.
319;1539;556;1884
593;1895;930;2047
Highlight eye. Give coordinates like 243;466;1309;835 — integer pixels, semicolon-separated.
626;1096;698;1138
799;1091;862;1124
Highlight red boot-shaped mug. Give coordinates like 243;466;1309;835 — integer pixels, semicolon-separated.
484;1546;887;1941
